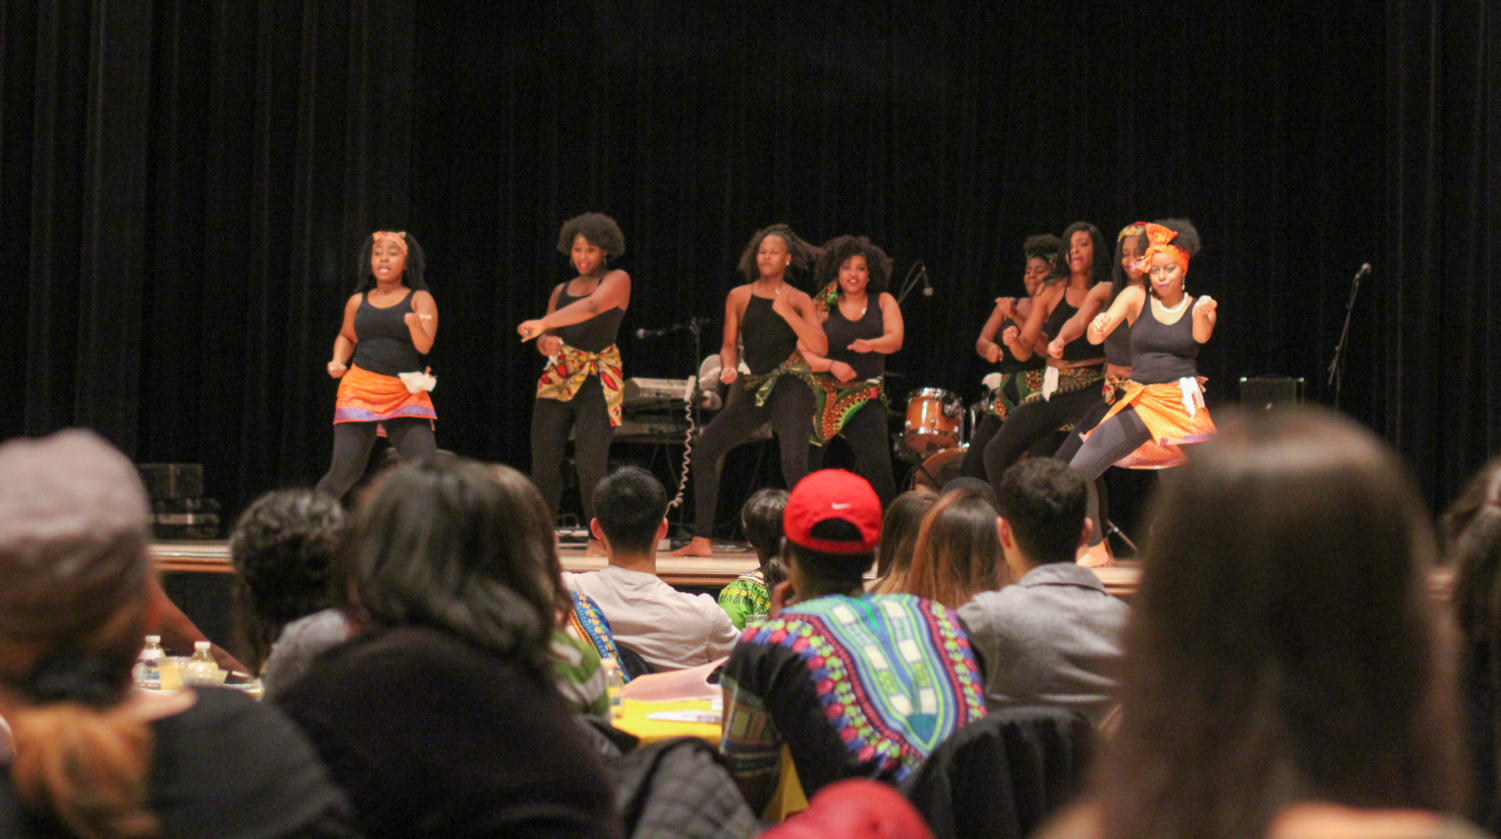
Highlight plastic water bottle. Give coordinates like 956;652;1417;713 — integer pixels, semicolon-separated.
602;657;625;721
133;635;163;689
181;641;219;686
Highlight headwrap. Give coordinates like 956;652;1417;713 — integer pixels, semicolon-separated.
0;430;151;642
372;230;409;256
1117;221;1147;243
1136;222;1189;275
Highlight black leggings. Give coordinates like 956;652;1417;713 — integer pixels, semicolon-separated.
316;418;437;500
809;400;897;507
692;376;813;538
1067;407;1152;547
531;376;614;524
981;386;1103;486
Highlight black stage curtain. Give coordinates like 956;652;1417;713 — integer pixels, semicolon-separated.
2;0;1496;517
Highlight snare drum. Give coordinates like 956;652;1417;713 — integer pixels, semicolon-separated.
910;445;969;491
902;387;964;455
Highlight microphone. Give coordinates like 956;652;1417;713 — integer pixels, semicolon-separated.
1354;263;1372;279
921;266;934;297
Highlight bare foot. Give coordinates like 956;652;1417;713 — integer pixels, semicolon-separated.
1077;542;1116;568
669;536;715;557
586;538;607;557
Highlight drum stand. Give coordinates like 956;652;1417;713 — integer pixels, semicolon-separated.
1103;519;1138;556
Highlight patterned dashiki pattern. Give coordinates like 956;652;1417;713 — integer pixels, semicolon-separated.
721;593;986;791
717;569;771;630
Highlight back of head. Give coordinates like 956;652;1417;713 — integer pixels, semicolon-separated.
229;488;346;671
0;430;159;838
903;488;1007;609
740;488;789;588
783;470;882;590
874;488;937;581
592;466;668;557
337;458;557;673
1100;407;1461;839
997;459;1087;566
1445;460;1501;736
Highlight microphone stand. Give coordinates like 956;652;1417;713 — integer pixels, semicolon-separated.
1326;265;1367;411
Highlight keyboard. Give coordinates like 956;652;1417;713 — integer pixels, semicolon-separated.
623;376;693;406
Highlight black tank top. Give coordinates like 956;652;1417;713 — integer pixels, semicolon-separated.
351;290;422;376
1130;297;1200;384
1043;288;1102;363
995;316;1047;374
740;294;800;375
823;295;885;380
552;282;625;353
1104;316;1133;367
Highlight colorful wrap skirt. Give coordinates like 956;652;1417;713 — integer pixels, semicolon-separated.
743;351;812;407
1095;377;1216;469
984;368;1046;421
333;365;436;426
535;342;625;427
1017;364;1104;433
799;371;885;446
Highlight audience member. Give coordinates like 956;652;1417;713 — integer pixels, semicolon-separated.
759;778;935;839
718;488;790;629
900;487;1010;608
567;466;738;670
1040;408;1482;839
958;458;1128;724
1447;457;1501;833
869;488;937;593
229;488;349;699
721;469;987;814
276;457;623;839
0;430;356;838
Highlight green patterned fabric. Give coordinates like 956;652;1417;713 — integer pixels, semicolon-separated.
717;569;771;629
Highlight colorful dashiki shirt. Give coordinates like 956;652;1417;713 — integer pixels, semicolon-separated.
567;591;618;665
720;593;987;797
535;342;625;427
549;628;608;717
717;569;771;630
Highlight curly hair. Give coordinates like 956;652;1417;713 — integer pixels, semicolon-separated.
814;235;894;295
1154;217;1202;259
229;488;347;672
1022;233;1062;265
736;223;818;282
556;212;626;258
355;230;428;293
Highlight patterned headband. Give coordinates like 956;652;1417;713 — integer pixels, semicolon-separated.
1117;222;1147;242
372;230;408;256
1136;223;1189;274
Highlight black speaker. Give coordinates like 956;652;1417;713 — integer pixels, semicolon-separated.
1239;376;1305;411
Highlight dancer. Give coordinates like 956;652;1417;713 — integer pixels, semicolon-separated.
1050;222;1149;461
979;222;1110;486
673;223;825;556
316;230;437;500
518;213;630;548
1069;220;1216;562
799;235;904;505
961;233;1058;478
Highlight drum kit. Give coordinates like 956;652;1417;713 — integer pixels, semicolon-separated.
896;386;991;490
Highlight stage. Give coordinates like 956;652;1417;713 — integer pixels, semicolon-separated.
152;539;1147;596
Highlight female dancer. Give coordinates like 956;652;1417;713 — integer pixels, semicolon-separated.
979;222;1110;485
1069;220;1216;562
517;212;629;547
317;230;437;500
960;233;1058;478
674;223;826;556
799;235;904;505
1050;222;1148;461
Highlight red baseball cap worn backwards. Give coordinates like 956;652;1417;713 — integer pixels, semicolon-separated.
783;469;882;555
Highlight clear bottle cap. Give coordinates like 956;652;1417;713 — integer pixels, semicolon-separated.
194;640;211;650
146;635;161;643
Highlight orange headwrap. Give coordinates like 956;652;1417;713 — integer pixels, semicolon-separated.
1136;223;1189;274
372;230;408;256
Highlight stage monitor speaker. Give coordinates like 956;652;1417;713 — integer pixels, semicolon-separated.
1239;376;1305;411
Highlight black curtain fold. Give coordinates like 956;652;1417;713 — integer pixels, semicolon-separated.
3;0;1496;518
